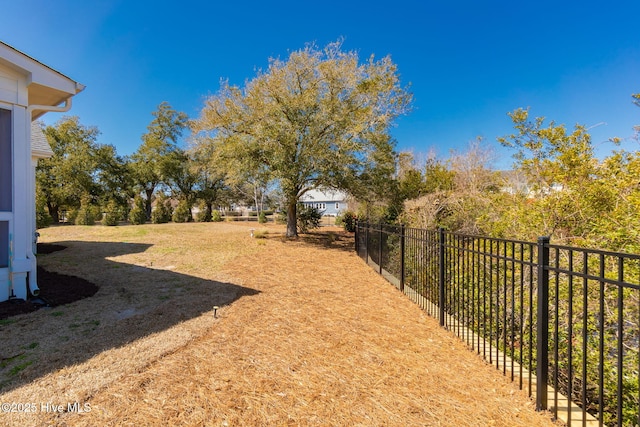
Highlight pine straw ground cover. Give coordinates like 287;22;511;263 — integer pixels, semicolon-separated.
0;223;559;427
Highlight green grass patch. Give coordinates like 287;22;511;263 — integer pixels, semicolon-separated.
9;359;33;376
1;353;30;373
0;354;22;369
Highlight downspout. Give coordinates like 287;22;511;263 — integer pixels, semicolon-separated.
24;97;75;297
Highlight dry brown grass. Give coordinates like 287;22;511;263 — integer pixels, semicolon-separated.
0;222;559;426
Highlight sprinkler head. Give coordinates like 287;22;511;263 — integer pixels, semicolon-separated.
213;306;219;318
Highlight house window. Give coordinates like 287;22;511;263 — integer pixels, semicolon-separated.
0;108;11;212
335;203;339;210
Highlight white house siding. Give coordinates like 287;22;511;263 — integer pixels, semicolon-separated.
0;41;83;302
0;101;19;302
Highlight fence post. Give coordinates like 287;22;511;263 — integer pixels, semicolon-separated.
355;220;359;254
438;227;446;327
378;221;383;275
536;236;550;411
400;224;405;293
353;219;360;256
364;221;369;265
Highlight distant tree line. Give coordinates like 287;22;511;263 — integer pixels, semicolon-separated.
36;102;277;227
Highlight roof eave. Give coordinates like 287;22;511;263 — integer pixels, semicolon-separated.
0;41;84;119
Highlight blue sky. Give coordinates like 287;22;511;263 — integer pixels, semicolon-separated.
1;0;639;169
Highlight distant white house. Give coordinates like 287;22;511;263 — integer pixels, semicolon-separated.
498;169;564;197
300;188;348;216
0;41;84;302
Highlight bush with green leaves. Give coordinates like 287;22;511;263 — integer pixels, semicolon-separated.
152;195;173;224
195;202;211;222
75;195;99;225
258;211;267;223
65;209;78;224
337;211;357;232
129;196;147;225
74;208;95;225
102;200;121;226
211;209;223;222
296;204;322;233
172;200;192;223
36;200;52;229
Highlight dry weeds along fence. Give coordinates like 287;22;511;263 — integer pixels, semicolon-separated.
356;222;640;427
0;223;557;426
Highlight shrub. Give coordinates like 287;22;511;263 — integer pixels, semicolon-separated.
195;203;211;222
129;196;147;225
253;229;269;239
102;211;119;226
75;195;98;225
258;211;267;224
211;209;223;222
36;201;52;229
152;195;172;224
340;211;357;232
102;200;121;226
296;204;322;233
66;209;78;225
172;200;191;223
75;208;95;225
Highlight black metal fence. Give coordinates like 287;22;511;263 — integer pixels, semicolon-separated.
355;221;640;427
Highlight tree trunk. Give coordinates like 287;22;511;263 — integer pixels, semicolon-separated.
260;190;265;215
205;201;213;222
254;186;260;215
47;201;59;223
286;200;298;238
145;188;154;220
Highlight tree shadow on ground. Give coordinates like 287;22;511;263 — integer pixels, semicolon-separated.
267;229;355;252
0;240;259;394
